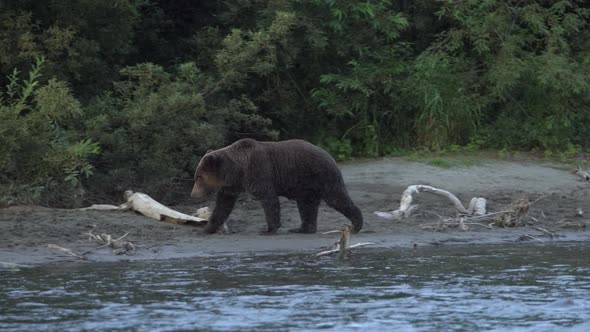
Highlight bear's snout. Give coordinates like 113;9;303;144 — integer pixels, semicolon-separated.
191;183;205;199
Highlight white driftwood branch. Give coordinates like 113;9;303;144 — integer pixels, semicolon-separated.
124;191;207;225
78;191;229;233
575;166;590;181
374;185;487;220
78;190;208;226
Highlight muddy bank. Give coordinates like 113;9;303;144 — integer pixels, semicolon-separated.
1;157;589;265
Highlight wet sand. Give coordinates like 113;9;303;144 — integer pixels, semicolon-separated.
1;156;589;265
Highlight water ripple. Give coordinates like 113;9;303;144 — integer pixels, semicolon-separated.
1;242;589;331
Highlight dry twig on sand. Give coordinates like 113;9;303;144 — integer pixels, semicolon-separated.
47;244;87;260
493;194;547;227
533;226;558;239
316;225;374;259
556;219;587;229
84;226;136;255
518;234;544;242
419;217;494;231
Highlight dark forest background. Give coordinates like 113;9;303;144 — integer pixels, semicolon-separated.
1;0;589;206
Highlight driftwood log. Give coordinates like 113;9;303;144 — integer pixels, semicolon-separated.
79;190;208;225
79;191;229;233
374;185;487;221
374;183;555;232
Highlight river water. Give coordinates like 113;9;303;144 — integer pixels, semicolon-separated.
1;242;589;331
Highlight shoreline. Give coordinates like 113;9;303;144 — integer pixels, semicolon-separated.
1;216;588;266
2;156;589;266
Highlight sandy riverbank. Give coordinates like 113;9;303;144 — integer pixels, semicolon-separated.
1;156;589;265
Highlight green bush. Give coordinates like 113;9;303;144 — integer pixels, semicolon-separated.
425;0;590;150
320;137;353;161
0;57;99;207
82;63;221;203
83;62;276;203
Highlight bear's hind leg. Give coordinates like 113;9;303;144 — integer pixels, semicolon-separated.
324;189;364;233
259;196;281;235
290;197;321;234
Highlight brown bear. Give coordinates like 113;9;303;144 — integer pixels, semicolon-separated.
191;138;363;235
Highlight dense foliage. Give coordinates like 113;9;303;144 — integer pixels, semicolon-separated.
1;0;589;206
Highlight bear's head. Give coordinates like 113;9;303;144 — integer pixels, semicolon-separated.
191;152;225;199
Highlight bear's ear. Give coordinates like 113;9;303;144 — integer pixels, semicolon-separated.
202;153;222;170
206;149;212;154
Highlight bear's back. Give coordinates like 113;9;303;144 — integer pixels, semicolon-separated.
263;139;337;169
229;138;342;181
262;139;343;195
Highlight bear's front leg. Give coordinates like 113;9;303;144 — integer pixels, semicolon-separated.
259;196;281;235
204;190;239;234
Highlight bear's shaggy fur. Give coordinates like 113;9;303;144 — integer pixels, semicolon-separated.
191;138;363;234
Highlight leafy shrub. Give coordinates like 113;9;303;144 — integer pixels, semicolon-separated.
0;57;99;207
82;63;220;203
428;0;590;150
320;137;353;161
83;62;277;203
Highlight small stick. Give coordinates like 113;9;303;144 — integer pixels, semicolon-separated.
315;243;375;257
420;220;493;229
533;226;557;238
529;195;548;206
463;222;494;229
459;218;468;231
520;234;544;242
337;225;353;260
84;228;136;255
48;244;86;260
422;210;446;220
113;232;129;242
466;211;513;221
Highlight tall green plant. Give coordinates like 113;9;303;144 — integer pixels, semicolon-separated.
83;62;276;202
0;57;99;206
309;0;411;156
423;0;590;149
411;52;483;150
